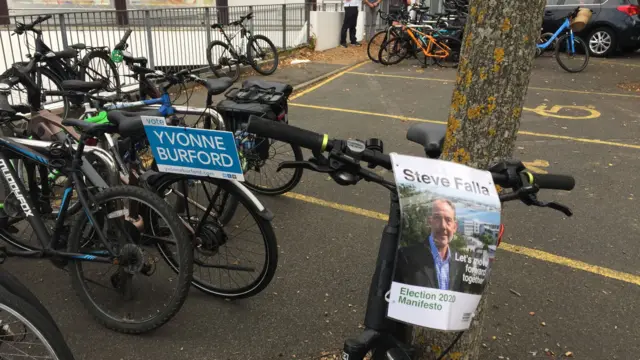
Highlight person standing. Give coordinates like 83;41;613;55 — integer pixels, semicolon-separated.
364;0;381;41
340;0;362;47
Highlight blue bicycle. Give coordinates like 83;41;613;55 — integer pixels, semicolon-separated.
536;6;592;73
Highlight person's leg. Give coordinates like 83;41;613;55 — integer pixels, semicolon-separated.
340;7;350;46
349;7;359;44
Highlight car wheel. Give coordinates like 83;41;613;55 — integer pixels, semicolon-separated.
588;27;617;57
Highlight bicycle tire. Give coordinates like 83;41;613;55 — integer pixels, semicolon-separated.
247;34;279;76
0;285;75;360
378;37;409;66
367;30;391;63
79;50;121;93
242;140;304;195
554;34;589;73
67;185;194;334
0;267;60;331
154;177;278;299
207;40;240;82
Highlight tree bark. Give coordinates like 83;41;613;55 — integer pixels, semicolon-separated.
409;0;546;359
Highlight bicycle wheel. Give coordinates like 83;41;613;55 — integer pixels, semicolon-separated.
0;285;75;360
67;185;193;334
434;36;462;68
247;34;279;76
79;50;121;93
0;67;69;119
153;177;278;299
555;34;589;73
240;135;304;195
207;40;240;82
368;30;394;63
378;36;410;66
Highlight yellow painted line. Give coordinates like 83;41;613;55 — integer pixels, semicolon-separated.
523;104;601;120
289;61;370;101
596;59;640;68
289;103;640;150
284;192;640;286
283;192;388;221
346;71;640;99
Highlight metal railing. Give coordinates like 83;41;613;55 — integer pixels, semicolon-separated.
0;3;312;104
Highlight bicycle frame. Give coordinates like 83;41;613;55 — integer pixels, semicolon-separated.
537;17;574;53
0;136;118;264
400;25;451;59
342;191;413;359
216;22;251;57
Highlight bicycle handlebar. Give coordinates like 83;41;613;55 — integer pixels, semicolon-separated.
13;14;52;35
114;29;132;51
244;116;575;212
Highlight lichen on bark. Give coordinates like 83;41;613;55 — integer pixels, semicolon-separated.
409;0;547;359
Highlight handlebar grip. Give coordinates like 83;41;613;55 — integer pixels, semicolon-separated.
245;115;327;152
114;29;132;50
530;173;575;191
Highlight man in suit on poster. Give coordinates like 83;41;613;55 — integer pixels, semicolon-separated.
393;198;466;292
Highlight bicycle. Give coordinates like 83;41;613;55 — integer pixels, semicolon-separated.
1;15;122;118
0;75;195;335
241;115;575;359
0;267;75;359
207;12;279;82
536;7;592;73
378;22;462;68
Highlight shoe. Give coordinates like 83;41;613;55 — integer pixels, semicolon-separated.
340;43;348;48
351;41;362;46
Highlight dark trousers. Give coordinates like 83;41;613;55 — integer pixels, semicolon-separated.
340;6;359;45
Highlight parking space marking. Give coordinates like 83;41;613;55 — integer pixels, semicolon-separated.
523;104;601;120
289;103;640;150
345;71;640;99
289;61;370;101
283;192;640;286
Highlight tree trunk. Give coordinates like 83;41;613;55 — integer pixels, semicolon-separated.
409;0;546;359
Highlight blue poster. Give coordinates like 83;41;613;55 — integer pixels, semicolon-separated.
142;117;244;181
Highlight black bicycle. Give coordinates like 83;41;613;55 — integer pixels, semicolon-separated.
241;116;575;359
207;12;279;82
0;73;194;335
2;15;122;118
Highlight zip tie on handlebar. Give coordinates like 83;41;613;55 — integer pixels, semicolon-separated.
523;171;534;184
321;134;328;152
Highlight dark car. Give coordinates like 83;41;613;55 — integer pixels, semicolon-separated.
543;0;640;57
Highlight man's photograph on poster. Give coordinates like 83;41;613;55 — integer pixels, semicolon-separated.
392;177;501;296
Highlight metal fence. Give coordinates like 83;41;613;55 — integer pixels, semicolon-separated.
0;3;312;101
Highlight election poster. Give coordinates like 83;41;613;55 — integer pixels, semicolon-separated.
141;116;245;182
386;153;501;331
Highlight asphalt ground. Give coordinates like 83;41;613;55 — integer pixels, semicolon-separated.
4;53;640;360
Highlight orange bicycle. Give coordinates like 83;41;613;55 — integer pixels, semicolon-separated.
378;23;461;68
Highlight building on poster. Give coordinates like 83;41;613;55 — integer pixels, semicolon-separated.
386;154;501;331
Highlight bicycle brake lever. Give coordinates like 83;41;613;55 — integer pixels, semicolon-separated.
277;160;332;173
545;202;573;217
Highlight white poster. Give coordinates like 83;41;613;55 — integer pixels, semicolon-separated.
387;153;501;331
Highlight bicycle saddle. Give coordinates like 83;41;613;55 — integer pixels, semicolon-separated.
51;48;77;59
61;79;108;92
107;109;162;139
406;122;446;159
205;77;234;96
70;43;86;50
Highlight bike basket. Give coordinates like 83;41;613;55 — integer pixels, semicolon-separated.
216;99;277;132
571;8;592;32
